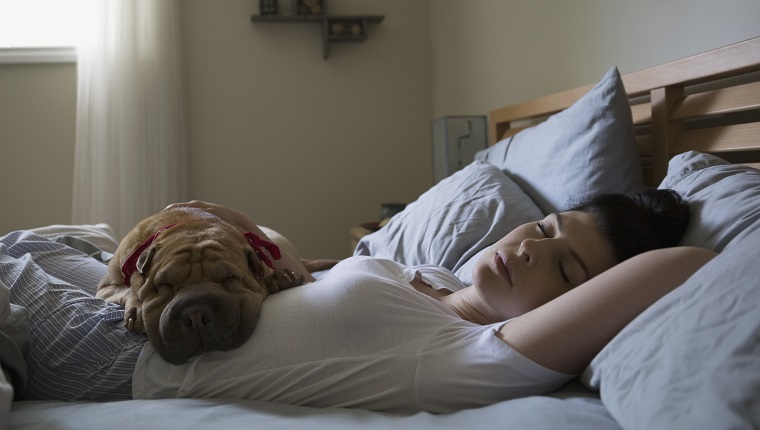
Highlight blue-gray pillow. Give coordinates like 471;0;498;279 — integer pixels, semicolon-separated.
582;226;760;429
582;151;760;428
476;67;643;214
659;150;760;252
354;161;544;284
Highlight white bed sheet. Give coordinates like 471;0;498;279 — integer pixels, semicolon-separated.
10;381;619;430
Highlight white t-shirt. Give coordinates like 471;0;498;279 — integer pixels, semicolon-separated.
132;257;571;413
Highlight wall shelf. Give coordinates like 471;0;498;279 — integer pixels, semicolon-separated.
251;14;385;59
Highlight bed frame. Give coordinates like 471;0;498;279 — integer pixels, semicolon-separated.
489;37;760;186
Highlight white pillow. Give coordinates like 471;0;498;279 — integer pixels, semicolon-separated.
354;161;544;284
659;150;760;252
476;66;643;214
28;223;119;253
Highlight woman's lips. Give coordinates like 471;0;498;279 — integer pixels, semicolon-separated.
495;252;513;286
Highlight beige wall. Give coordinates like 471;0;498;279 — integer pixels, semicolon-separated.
430;0;760;119
2;0;759;258
0;1;433;259
0;63;76;230
180;0;433;259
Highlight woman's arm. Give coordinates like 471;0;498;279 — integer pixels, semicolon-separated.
165;201;315;282
497;246;716;374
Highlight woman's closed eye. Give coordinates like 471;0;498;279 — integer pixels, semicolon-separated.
536;221;571;283
536;221;549;238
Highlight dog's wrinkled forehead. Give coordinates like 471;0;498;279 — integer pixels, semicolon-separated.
152;238;246;274
164;237;242;259
149;242;249;286
121;222;280;287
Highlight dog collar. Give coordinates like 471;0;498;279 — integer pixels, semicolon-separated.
243;231;281;270
120;223;282;287
121;222;183;286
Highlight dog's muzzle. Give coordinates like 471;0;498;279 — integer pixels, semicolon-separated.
158;283;252;364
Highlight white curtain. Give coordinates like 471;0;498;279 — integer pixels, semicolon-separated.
73;0;188;239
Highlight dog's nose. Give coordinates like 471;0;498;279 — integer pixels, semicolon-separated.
180;304;214;331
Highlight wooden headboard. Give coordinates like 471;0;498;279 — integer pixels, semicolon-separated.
489;37;760;187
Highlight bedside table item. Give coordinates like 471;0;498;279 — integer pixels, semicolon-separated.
432;116;487;183
380;203;406;220
350;224;376;253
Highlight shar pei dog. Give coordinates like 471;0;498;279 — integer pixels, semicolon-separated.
97;206;304;364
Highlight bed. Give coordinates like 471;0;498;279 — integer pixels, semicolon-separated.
3;37;760;429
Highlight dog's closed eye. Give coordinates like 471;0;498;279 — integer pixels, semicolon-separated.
155;282;173;295
222;275;243;285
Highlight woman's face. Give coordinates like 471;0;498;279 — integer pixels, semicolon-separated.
471;210;617;320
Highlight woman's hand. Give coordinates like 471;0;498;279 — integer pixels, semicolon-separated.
164;200;255;231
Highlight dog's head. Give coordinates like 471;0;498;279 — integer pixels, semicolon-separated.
123;219;279;365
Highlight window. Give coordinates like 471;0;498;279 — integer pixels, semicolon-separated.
0;0;88;63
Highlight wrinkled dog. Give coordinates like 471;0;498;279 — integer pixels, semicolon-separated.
97;207;303;364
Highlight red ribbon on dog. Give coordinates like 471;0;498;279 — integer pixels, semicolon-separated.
120;225;282;287
121;222;181;287
243;232;281;269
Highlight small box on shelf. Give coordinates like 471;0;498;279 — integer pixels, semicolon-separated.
327;18;367;41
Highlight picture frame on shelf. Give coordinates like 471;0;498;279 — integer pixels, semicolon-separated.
293;0;325;16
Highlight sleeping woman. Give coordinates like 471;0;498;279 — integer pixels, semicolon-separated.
1;189;715;413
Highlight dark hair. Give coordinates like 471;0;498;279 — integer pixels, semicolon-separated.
570;189;690;263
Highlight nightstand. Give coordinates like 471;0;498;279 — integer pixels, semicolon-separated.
349;222;380;253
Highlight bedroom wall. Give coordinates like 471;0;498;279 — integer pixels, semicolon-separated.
429;0;760;119
0;0;433;260
3;0;760;259
179;0;433;259
0;63;77;230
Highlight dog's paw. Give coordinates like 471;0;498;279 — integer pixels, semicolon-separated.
124;298;146;334
264;268;305;293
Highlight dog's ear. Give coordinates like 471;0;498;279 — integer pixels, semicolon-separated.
137;246;158;276
246;249;266;279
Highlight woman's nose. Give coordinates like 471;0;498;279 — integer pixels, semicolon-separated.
518;238;540;266
520;236;559;266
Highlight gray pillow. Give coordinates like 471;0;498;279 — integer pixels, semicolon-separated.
659;150;760;252
476;66;643;214
581;152;760;428
354;161;544;284
582;226;760;429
